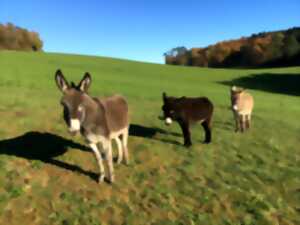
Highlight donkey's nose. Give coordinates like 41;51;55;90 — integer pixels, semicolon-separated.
165;117;173;125
69;119;81;130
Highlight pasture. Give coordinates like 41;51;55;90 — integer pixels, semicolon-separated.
0;51;299;225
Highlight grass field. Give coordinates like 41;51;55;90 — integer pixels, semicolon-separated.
0;50;299;225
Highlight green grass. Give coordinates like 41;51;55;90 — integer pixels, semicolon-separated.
0;50;299;225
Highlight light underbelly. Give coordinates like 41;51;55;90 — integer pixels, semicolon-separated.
85;128;127;143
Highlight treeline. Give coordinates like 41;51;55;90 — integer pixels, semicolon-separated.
0;23;43;51
165;27;300;68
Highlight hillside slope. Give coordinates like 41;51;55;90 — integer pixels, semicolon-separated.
0;51;299;225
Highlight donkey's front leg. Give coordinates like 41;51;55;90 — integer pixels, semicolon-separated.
239;115;246;132
89;143;105;183
179;121;192;147
234;112;240;132
104;139;115;183
246;114;251;130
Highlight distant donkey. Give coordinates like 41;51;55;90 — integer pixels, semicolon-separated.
230;86;254;132
160;92;214;147
55;70;129;183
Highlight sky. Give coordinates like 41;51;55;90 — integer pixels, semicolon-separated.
0;0;299;63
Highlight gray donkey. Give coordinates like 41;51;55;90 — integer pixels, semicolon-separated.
55;69;129;183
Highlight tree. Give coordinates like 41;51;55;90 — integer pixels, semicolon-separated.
164;46;188;57
283;34;300;58
0;23;43;51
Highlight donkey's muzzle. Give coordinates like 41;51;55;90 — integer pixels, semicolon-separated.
165;117;173;126
68;118;80;136
68;119;81;136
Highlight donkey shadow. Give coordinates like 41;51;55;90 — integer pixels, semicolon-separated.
129;124;182;145
219;73;300;96
0;131;99;181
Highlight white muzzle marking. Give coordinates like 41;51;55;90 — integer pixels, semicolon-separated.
165;117;173;125
233;105;238;111
69;119;80;132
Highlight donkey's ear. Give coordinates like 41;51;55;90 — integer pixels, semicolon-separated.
240;88;246;93
78;72;92;92
162;92;167;101
55;69;69;92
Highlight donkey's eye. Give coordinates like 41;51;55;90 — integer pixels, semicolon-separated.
170;110;175;114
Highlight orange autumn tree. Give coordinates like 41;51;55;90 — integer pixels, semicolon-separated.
0;23;43;51
165;27;300;67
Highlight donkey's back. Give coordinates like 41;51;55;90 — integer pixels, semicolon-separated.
96;95;129;134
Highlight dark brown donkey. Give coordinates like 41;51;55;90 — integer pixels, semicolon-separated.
160;92;213;147
55;70;129;183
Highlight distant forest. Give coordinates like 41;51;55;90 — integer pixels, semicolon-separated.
0;23;43;51
165;27;300;68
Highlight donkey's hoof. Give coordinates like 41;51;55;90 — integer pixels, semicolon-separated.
98;174;105;183
109;175;115;184
124;158;129;165
116;158;122;164
184;142;192;147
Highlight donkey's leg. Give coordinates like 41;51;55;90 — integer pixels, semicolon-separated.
103;139;114;183
121;127;129;165
240;115;246;132
234;112;240;132
97;143;106;159
115;137;123;164
179;121;192;147
89;143;105;183
246;114;251;130
201;120;212;144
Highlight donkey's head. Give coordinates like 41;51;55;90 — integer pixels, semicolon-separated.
231;86;245;107
55;69;91;135
231;86;245;96
160;92;178;126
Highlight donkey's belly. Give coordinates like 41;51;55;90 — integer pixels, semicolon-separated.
235;109;252;115
85;132;107;144
109;127;128;139
84;128;127;144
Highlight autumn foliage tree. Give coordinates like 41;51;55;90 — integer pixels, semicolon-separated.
165;27;300;67
0;23;43;51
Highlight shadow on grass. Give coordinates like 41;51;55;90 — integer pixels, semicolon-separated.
213;120;234;131
129;124;182;145
0;131;98;182
220;73;300;96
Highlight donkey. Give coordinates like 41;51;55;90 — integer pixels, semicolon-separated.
160;92;214;147
230;86;254;132
55;69;129;183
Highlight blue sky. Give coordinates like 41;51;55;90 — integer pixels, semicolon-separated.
0;0;299;63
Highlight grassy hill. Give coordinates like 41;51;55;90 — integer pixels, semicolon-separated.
0;51;299;225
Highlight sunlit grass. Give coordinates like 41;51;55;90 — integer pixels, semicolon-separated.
0;51;299;225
